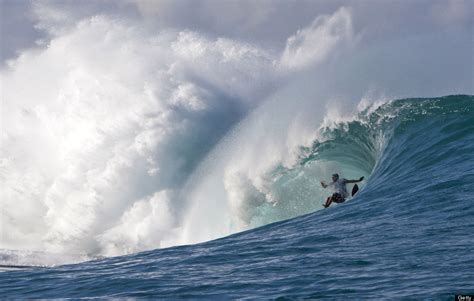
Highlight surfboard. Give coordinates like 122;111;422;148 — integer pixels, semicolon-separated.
351;184;359;196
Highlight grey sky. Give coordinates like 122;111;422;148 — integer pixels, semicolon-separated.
1;0;43;64
1;0;472;64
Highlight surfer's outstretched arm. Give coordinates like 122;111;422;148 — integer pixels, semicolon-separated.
320;181;328;188
345;176;364;184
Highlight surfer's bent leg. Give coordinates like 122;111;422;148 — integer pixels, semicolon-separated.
323;196;332;208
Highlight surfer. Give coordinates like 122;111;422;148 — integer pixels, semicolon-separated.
321;174;364;208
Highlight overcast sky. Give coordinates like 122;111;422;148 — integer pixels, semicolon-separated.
1;0;472;65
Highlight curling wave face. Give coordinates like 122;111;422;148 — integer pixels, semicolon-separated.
179;95;474;245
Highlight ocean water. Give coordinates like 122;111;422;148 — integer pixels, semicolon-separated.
1;95;473;299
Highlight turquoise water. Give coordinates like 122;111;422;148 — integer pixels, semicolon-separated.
1;95;473;299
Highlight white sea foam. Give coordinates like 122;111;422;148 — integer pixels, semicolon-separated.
1;6;354;259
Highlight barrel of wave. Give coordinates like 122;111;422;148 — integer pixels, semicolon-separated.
176;118;377;246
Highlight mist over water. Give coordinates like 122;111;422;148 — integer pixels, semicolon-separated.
1;1;472;265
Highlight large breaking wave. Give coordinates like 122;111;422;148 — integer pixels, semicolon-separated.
0;95;472;299
1;2;472;267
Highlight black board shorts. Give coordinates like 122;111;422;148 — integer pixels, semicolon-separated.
332;193;346;203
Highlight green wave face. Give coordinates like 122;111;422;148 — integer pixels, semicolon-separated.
244;95;474;228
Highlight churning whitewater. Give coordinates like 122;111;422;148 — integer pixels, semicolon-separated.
0;6;360;260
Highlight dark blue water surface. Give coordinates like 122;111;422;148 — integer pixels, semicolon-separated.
1;96;473;299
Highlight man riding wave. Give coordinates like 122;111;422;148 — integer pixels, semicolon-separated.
321;173;364;208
